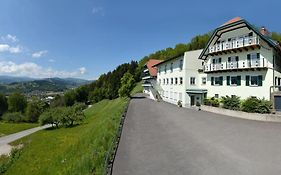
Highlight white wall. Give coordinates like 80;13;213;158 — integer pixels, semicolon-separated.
156;49;204;107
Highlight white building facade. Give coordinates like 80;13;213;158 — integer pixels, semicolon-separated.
199;18;281;102
154;49;207;107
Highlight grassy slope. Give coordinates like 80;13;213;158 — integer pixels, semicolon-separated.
130;81;143;96
0;122;38;137
4;98;128;175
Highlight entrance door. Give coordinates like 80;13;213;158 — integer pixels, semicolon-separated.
274;96;281;111
190;95;195;106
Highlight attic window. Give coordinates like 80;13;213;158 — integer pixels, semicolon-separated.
228;38;231;41
249;32;253;37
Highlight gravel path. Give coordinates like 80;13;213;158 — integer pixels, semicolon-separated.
0;124;51;155
113;94;281;175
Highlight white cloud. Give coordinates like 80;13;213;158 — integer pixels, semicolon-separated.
1;34;18;43
0;44;22;53
0;61;87;78
32;50;48;58
92;7;105;16
48;59;55;63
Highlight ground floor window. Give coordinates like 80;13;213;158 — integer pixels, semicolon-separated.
211;76;223;86
202;77;206;85
226;76;241;86
246;75;262;86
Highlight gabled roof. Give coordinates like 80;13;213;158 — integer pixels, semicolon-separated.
145;59;163;77
152;52;185;67
199;17;281;60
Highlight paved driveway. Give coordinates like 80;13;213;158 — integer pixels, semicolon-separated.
113;94;281;175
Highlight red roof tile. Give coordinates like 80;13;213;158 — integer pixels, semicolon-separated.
221;17;242;26
145;59;163;77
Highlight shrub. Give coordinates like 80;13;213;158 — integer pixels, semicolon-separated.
177;100;182;107
257;98;272;114
221;95;241;110
204;97;219;107
241;97;272;113
1;112;24;123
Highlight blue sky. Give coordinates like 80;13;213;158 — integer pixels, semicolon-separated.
0;0;280;80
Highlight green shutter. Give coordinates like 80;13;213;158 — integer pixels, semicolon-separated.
227;76;230;85
258;75;263;86
246;75;250;86
219;76;223;85
257;53;260;59
211;77;214;85
237;76;241;86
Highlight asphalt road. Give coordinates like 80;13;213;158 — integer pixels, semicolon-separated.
113;94;281;175
0;124;51;155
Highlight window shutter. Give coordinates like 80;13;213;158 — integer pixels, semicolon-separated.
227;76;230;85
246;75;250;86
219;76;223;85
237;76;241;86
258;75;263;86
211;77;214;85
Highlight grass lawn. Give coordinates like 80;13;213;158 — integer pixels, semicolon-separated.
0;122;38;137
130;81;143;96
2;98;128;175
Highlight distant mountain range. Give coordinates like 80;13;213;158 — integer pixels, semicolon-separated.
0;76;91;94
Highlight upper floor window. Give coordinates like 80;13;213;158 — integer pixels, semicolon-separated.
179;59;183;70
247;53;260;66
175;78;178;84
202;77;206;85
158;67;161;74
171;78;173;84
166;78;169;84
212;58;221;64
190;77;196;85
163;79;165;85
179;77;183;85
170;63;173;72
159;79;161;84
246;75;262;86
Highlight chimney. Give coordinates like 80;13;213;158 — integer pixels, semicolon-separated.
260;26;270;36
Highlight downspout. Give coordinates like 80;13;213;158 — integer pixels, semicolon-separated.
271;54;275;103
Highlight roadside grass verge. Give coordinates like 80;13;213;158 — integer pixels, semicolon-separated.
0;122;38;137
130;81;143;96
2;98;128;175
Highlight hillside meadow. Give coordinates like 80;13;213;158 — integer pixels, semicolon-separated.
1;97;128;175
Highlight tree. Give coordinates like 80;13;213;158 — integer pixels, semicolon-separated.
26;97;48;122
0;93;8;116
50;95;66;107
39;107;63;128
8;92;27;113
118;72;135;97
64;90;77;106
61;104;85;126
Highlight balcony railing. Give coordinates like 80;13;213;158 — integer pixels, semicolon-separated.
209;36;260;54
204;58;266;72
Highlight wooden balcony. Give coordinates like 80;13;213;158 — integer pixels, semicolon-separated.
208;36;260;56
204;58;267;73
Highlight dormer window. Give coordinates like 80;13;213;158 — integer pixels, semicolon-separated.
249;32;253;37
